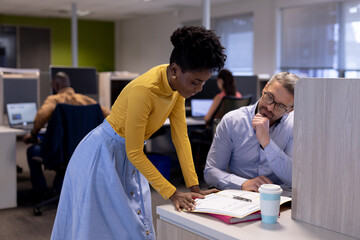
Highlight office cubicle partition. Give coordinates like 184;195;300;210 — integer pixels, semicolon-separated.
110;79;132;107
98;72;139;110
0;67;40;125
292;78;360;238
50;66;98;101
99;73;258;114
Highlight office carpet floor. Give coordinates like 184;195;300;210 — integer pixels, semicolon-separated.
0;165;208;240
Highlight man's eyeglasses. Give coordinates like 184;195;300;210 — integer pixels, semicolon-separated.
262;92;292;113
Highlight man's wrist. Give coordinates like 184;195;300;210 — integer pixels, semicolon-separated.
30;130;38;139
260;139;270;149
190;185;200;193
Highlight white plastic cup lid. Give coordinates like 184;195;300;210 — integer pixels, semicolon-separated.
258;184;283;195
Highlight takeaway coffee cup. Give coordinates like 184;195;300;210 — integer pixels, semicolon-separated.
258;184;283;224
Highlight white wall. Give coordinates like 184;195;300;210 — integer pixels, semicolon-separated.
115;13;180;75
115;0;345;75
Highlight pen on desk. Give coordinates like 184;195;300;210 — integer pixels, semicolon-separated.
233;195;252;202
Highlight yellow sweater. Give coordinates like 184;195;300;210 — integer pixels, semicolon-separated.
107;64;199;199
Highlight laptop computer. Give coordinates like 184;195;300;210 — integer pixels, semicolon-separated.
6;102;37;130
190;99;213;119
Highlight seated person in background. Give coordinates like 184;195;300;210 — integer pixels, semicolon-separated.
204;68;242;124
204;72;299;191
22;72;110;200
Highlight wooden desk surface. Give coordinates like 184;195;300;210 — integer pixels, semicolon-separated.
156;204;357;240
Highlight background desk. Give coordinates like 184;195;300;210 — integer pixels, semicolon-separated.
0;126;26;209
163;117;206;127
146;117;205;154
156;204;357;240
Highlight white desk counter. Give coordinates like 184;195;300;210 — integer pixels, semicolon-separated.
163;117;206;127
156;204;357;240
0;126;27;135
0;126;26;209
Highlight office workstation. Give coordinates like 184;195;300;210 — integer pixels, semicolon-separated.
0;126;26;209
156;77;360;240
0;68;39;209
1;0;360;239
156;204;356;240
0;66;100;210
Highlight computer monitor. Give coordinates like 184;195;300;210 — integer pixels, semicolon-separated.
183;75;218;116
234;75;258;104
188;75;220;100
190;99;213;118
50;66;98;100
186;74;258;102
184;74;258;116
6;102;37;127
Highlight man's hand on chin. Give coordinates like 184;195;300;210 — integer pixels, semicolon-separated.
251;113;270;148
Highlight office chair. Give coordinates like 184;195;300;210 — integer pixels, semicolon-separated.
190;95;253;178
210;95;253;135
33;104;104;216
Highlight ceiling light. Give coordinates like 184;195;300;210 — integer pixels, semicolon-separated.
56;9;91;17
76;10;91;17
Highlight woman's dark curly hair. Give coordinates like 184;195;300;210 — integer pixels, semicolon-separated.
217;68;236;96
169;26;226;73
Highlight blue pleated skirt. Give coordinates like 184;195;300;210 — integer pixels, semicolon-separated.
51;119;155;240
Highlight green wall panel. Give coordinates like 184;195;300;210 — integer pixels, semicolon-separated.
0;14;114;72
78;20;114;72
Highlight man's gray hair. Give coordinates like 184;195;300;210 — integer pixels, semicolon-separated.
268;72;299;96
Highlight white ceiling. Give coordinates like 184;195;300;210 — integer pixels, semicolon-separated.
0;0;238;21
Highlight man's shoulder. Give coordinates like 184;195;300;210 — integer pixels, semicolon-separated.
215;105;253;139
217;105;254;133
276;111;294;135
74;92;93;98
43;93;61;104
281;111;294;126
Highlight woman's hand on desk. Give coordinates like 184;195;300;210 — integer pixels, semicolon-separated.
169;190;203;212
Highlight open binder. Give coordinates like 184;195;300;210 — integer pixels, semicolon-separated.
189;189;291;224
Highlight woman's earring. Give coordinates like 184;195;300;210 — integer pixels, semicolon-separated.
172;75;176;79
